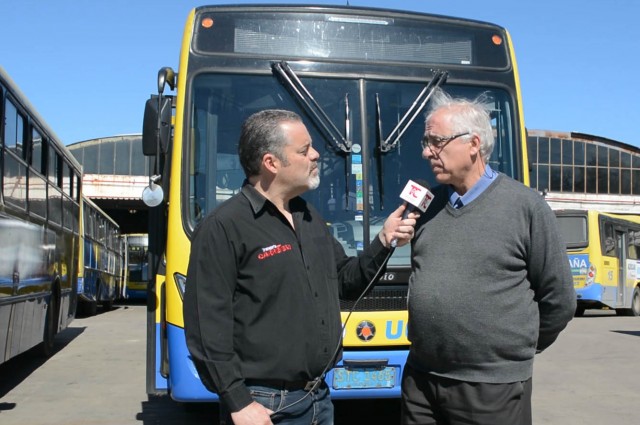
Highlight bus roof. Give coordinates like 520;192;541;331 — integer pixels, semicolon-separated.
194;4;506;30
0;66;82;172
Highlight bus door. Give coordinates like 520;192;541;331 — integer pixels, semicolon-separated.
615;228;627;308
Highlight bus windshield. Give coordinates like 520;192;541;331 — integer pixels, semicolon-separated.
187;72;517;265
127;236;148;281
555;213;589;249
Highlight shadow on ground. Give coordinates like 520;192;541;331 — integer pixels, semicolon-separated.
0;326;85;399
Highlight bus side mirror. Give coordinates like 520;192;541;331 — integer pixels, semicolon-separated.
142;95;172;156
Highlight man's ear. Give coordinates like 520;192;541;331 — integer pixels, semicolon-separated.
469;134;481;156
262;153;279;174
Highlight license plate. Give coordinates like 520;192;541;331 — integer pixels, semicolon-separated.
332;366;396;389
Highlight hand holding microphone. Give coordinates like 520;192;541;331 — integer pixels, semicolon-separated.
384;179;434;248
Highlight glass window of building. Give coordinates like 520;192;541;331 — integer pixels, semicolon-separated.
528;132;640;196
622;169;631;194
99;141;115;174
597;145;608;167
550;138;561;165
115;138;131;175
131;139;147;175
573;167;585;192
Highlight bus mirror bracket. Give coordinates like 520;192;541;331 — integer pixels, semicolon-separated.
157;67;176;94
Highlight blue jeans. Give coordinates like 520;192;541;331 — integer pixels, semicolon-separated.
219;382;334;425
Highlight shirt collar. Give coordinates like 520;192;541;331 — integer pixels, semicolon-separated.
241;181;270;215
448;165;498;207
241;181;306;216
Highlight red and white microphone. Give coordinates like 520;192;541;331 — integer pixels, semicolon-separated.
399;179;433;217
391;179;434;247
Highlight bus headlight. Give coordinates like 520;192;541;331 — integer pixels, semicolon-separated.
174;273;187;299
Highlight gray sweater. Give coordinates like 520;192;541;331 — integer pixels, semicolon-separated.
407;174;575;383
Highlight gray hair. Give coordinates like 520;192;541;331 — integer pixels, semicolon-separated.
425;89;495;162
238;109;302;177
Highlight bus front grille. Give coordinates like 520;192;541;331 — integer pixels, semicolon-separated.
340;287;408;311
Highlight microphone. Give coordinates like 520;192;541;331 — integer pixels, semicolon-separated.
391;179;434;248
399;179;433;218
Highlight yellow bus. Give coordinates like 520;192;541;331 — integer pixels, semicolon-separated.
555;209;640;316
123;233;149;300
141;4;528;401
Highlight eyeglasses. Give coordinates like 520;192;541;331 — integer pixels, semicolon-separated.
421;132;470;150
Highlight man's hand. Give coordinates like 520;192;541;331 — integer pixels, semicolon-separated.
231;401;274;425
378;204;419;248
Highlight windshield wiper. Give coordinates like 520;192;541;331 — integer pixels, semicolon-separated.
272;61;351;153
272;60;354;210
378;69;448;153
375;70;447;208
375;93;386;210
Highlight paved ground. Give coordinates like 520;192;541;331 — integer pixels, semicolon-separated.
0;303;638;424
532;310;640;424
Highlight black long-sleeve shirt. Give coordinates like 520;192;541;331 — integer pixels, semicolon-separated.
183;184;391;412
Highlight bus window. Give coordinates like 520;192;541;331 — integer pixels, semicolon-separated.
627;230;640;260
32;127;43;171
3;98;25;158
602;222;616;256
47;143;57;184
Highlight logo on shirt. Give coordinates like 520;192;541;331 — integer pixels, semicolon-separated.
257;244;293;260
356;320;376;342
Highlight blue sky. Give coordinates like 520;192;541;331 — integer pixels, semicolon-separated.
1;0;638;147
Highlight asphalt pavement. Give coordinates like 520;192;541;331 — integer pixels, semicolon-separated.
0;303;638;424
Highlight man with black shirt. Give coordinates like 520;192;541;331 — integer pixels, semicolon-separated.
184;109;418;425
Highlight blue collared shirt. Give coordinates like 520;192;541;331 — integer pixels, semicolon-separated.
449;165;498;208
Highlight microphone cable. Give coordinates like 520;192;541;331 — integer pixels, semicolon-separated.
270;244;396;418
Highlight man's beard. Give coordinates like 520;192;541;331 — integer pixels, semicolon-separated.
308;172;320;190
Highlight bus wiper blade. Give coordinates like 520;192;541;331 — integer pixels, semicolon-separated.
379;70;448;153
375;93;385;210
344;93;351;206
344;93;351;146
272;61;351;153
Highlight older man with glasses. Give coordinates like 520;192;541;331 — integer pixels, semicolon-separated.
401;89;576;425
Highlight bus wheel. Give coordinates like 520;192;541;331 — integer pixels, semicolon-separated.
98;281;113;312
39;293;58;357
631;287;640;317
574;306;585;317
102;299;113;312
87;300;98;316
78;298;98;317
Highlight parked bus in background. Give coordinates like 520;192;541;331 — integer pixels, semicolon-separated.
555;209;640;317
76;196;125;316
0;66;82;364
124;233;149;300
141;4;528;402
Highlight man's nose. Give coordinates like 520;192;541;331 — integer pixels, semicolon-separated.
422;145;434;159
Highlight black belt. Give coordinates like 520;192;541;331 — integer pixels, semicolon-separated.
245;378;321;392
